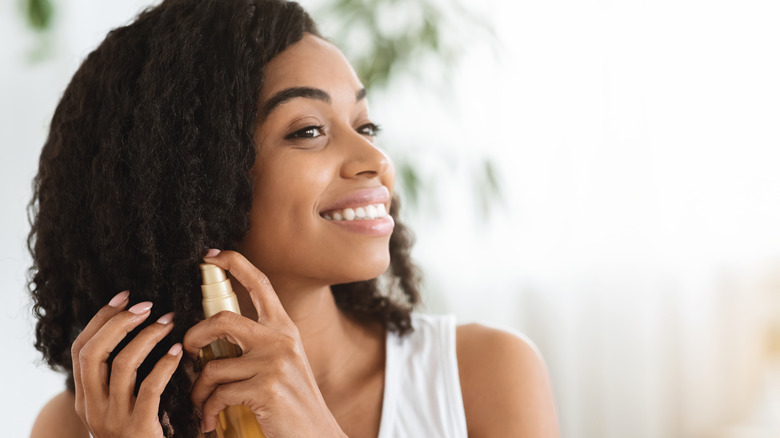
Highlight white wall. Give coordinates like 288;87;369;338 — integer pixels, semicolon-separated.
393;1;780;436
3;0;780;436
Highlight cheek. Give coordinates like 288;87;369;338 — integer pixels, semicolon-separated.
246;177;315;252
239;154;330;267
252;152;331;222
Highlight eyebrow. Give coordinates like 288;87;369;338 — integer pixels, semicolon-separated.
261;86;368;118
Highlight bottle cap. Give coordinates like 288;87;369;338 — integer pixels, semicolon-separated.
199;263;241;317
200;263;227;285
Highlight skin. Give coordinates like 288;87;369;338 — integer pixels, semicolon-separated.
31;34;559;438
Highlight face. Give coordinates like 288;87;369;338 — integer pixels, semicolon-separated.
237;34;395;291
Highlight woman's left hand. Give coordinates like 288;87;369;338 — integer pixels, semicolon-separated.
183;250;345;437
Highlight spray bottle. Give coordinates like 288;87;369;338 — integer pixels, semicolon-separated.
199;263;266;438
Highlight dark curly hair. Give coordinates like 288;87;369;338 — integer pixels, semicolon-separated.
27;0;421;435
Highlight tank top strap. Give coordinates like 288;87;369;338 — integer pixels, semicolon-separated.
377;314;468;438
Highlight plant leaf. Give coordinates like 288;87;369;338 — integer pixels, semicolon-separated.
26;0;53;32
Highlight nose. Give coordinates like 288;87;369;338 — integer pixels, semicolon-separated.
339;132;391;179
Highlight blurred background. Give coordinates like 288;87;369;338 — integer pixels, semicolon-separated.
3;0;780;436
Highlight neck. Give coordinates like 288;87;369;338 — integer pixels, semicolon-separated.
231;276;383;391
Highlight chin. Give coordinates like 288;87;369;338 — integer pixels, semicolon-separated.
328;252;391;285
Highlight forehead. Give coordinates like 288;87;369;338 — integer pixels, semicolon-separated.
260;33;363;101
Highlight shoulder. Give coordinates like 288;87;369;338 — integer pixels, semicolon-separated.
456;323;560;438
30;390;89;438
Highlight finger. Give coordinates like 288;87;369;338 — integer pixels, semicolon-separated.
202;250;283;323
132;343;183;422
71;290;130;417
201;381;266;433
109;312;175;414
79;301;153;406
191;356;253;411
183;310;263;357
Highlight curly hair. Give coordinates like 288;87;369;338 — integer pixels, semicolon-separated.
27;0;421;435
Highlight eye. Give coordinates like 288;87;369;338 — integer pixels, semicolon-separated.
285;125;325;140
357;122;382;138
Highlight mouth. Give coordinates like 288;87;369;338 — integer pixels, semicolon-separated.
320;203;389;221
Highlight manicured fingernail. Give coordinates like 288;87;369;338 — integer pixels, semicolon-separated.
156;312;175;324
204;248;221;258
128;301;153;314
108;290;130;307
168;343;182;356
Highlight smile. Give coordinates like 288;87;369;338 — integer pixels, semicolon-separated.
321;203;388;221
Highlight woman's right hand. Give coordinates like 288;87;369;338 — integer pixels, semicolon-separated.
70;291;183;438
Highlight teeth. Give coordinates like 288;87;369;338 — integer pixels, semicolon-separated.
322;203;388;222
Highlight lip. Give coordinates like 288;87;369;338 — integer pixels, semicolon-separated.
318;186;391;215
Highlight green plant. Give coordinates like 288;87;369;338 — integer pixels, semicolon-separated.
23;0;53;31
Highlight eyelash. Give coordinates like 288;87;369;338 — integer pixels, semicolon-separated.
286;124;326;140
358;123;382;137
284;123;382;140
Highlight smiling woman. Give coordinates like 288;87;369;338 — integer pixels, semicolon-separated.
26;0;558;437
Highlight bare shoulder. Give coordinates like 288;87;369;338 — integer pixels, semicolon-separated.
456;323;559;438
30;390;89;438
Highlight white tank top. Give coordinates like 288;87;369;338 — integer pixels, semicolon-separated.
377;314;469;437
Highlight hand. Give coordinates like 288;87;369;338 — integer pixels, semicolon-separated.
70;291;183;438
184;250;346;437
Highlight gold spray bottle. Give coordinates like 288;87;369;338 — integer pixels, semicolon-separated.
199;263;266;438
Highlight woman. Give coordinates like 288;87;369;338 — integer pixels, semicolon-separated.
29;0;558;436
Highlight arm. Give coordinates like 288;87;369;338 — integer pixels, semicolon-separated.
30;390;89;438
457;324;559;438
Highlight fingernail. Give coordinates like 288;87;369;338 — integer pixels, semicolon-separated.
108;290;130;307
204;248;221;258
168;343;182;356
128;301;153;314
156;312;175;324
